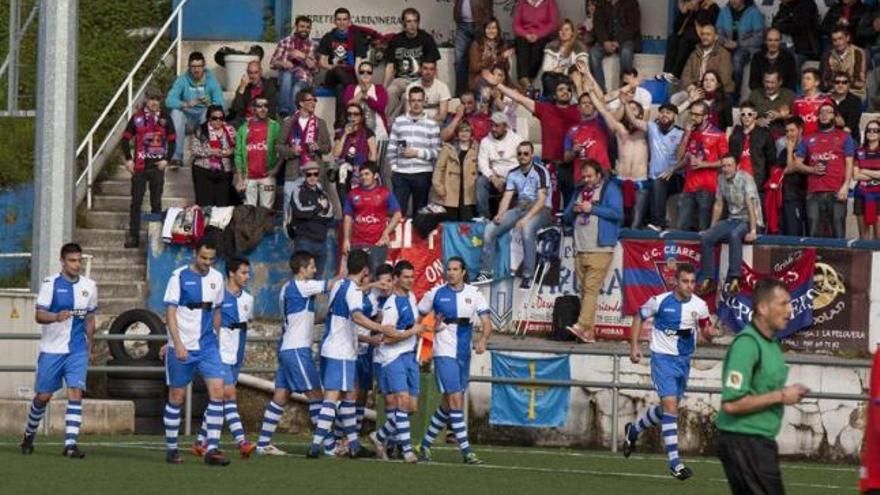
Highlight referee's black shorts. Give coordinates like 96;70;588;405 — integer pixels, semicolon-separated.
717;431;785;495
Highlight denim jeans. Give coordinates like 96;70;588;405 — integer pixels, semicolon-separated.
699;218;750;281
782;199;806;237
480;207;551;278
677;190;714;232
454;22;477;96
806;192;847;238
475;174;503;219
170;107;206;161
589;40;636;92
649;175;683;229
391;172;432;217
731;47;755;101
631;187;650;229
294;237;328;280
279;71;310;116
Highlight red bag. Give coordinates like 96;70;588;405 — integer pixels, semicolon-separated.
170;205;206;246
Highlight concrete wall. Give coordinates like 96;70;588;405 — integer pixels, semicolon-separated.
0;291;39;399
0;399;134;435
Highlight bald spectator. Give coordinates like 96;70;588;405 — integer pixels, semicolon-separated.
748;28;798;93
820;26;867;100
228;61;279;127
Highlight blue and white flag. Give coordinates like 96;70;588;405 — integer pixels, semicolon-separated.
490;353;570;428
441;222;511;280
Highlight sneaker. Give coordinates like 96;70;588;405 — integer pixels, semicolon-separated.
20;433;34;455
519;278;532;290
62;444;85;459
403;451;418;464
473;271;493;285
622;423;635;458
305;445;321;459
671;464;693;481
204;449;231;466
727;277;741;295
416;445;432;462
472;216;488;223
166;449;183;464
123;235;139;249
190;441;207;457
349;446;376;459
238;440;256;459
369;432;388;460
463;452;484;465
646;223;663;233
256;444;287;456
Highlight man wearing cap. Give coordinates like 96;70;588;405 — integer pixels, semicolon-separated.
476;112;522;219
235;97;282;209
287;160;335;279
120;87;176;248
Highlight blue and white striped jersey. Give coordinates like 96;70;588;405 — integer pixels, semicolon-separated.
356;289;387;356
320;279;365;360
163;266;224;351
418;283;489;360
219;289;253;365
35;273;98;354
279;279;328;351
375;292;419;365
639;291;710;357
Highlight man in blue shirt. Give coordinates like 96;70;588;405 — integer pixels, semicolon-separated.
645;104;685;231
474;141;552;289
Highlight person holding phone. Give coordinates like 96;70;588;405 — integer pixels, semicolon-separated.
165;51;225;167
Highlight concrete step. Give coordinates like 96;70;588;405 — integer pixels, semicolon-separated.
83;246;146;266
106;165;195;185
92;195;190;212
96;281;148;299
96;179;195;199
89;263;146;283
83;210;137;231
100;297;149;316
74;228;143;247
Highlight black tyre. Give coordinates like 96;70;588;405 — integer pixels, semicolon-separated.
107;309;167;363
107;377;167;399
105;359;165;380
134;416;165;435
131;397;167;417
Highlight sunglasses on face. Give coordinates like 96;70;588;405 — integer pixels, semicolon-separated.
868;128;880;134
209;115;224;121
741;111;756;117
305;171;320;177
189;64;205;69
359;70;372;75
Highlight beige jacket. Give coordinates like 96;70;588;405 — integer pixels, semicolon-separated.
432;143;479;207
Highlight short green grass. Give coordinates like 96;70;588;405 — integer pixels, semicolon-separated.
0;435;858;495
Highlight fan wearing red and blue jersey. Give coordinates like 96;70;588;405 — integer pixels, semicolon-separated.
21;243;97;459
415;256;492;465
625;263;711;481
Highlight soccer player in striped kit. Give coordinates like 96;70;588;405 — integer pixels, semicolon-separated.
21;243;97;458
192;257;257;459
625;263;711;480
162;239;229;466
415;257;492;464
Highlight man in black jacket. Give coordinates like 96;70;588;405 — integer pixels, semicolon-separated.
748;28;798;93
229;61;279;127
829;71;863;146
729;102;776;198
772;0;820;61
287;161;334;279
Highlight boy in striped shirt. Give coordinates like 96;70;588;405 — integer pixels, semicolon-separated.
387;86;441;216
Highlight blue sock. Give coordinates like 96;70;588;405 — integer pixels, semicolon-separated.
64;400;83;447
662;413;681;470
196;417;207;445
629;404;663;441
421;407;449;449
340;400;360;451
376;408;397;445
448;409;471;456
395;410;413;454
225;401;245;444
24;398;47;435
257;400;284;448
164;403;182;452
311;401;337;450
205;400;224;452
308;400;321;427
355;405;366;432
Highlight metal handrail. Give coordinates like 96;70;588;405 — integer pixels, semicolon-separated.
74;0;189;209
0;2;38;83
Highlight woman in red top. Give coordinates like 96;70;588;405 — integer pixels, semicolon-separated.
854;120;880;240
512;0;560;90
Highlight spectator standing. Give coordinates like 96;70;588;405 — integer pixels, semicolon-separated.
854;120;880;240
467;17;513;93
477;112;523;219
512;0;560;90
771;0;820;61
190;105;236;207
729;102;777;195
342;161;403;272
664;0;720;79
332;103;378;199
441;92;492;143
433;121;480;221
590;0;641;92
857;4;880;72
229;61;279;127
820;27;868;100
384;8;441;121
715;0;764;101
821;0;868;43
235;98;281;209
563;159;622;342
287;162;335;278
697;155;762;296
271;15;318;118
387;86;442;215
792;68;835;137
453;0;494;96
675;100;729;232
748;28;798;93
605;69;653;120
406;61;452;124
277;89;333;219
317;8;369;128
474;142;552;289
829;72;863;146
120;88;175;248
165;51;224;167
343;61;389;141
776;117;808;237
645;104;686;231
792;102;855;238
537;19;590;100
747;70;795;134
562;92;613;207
677;24;735;103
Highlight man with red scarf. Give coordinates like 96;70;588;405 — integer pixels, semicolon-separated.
278;89;332;221
120;87;175;248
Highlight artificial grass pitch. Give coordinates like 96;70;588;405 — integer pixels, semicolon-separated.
0;435;857;495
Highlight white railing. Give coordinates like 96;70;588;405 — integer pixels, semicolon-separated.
74;0;189;209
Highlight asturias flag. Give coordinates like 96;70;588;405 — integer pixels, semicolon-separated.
490;353;570;428
442;222;511;281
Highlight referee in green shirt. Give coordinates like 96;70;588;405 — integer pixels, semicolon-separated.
716;278;810;495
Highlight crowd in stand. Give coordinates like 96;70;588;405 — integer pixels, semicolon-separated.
119;1;880;302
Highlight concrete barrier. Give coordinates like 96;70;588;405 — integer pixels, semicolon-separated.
0;399;135;435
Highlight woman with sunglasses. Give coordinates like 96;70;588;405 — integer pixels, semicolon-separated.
333;103;378;199
432;121;479;221
343;61;388;140
854;120;880;240
190;104;237;206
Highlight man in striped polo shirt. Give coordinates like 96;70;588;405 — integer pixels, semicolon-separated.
387;86;441;216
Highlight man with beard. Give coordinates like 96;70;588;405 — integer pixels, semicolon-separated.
643;104;685;232
384;8;441;121
271;16;318;118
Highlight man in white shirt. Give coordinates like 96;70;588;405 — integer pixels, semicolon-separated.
405;61;451;123
476;112;522;219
